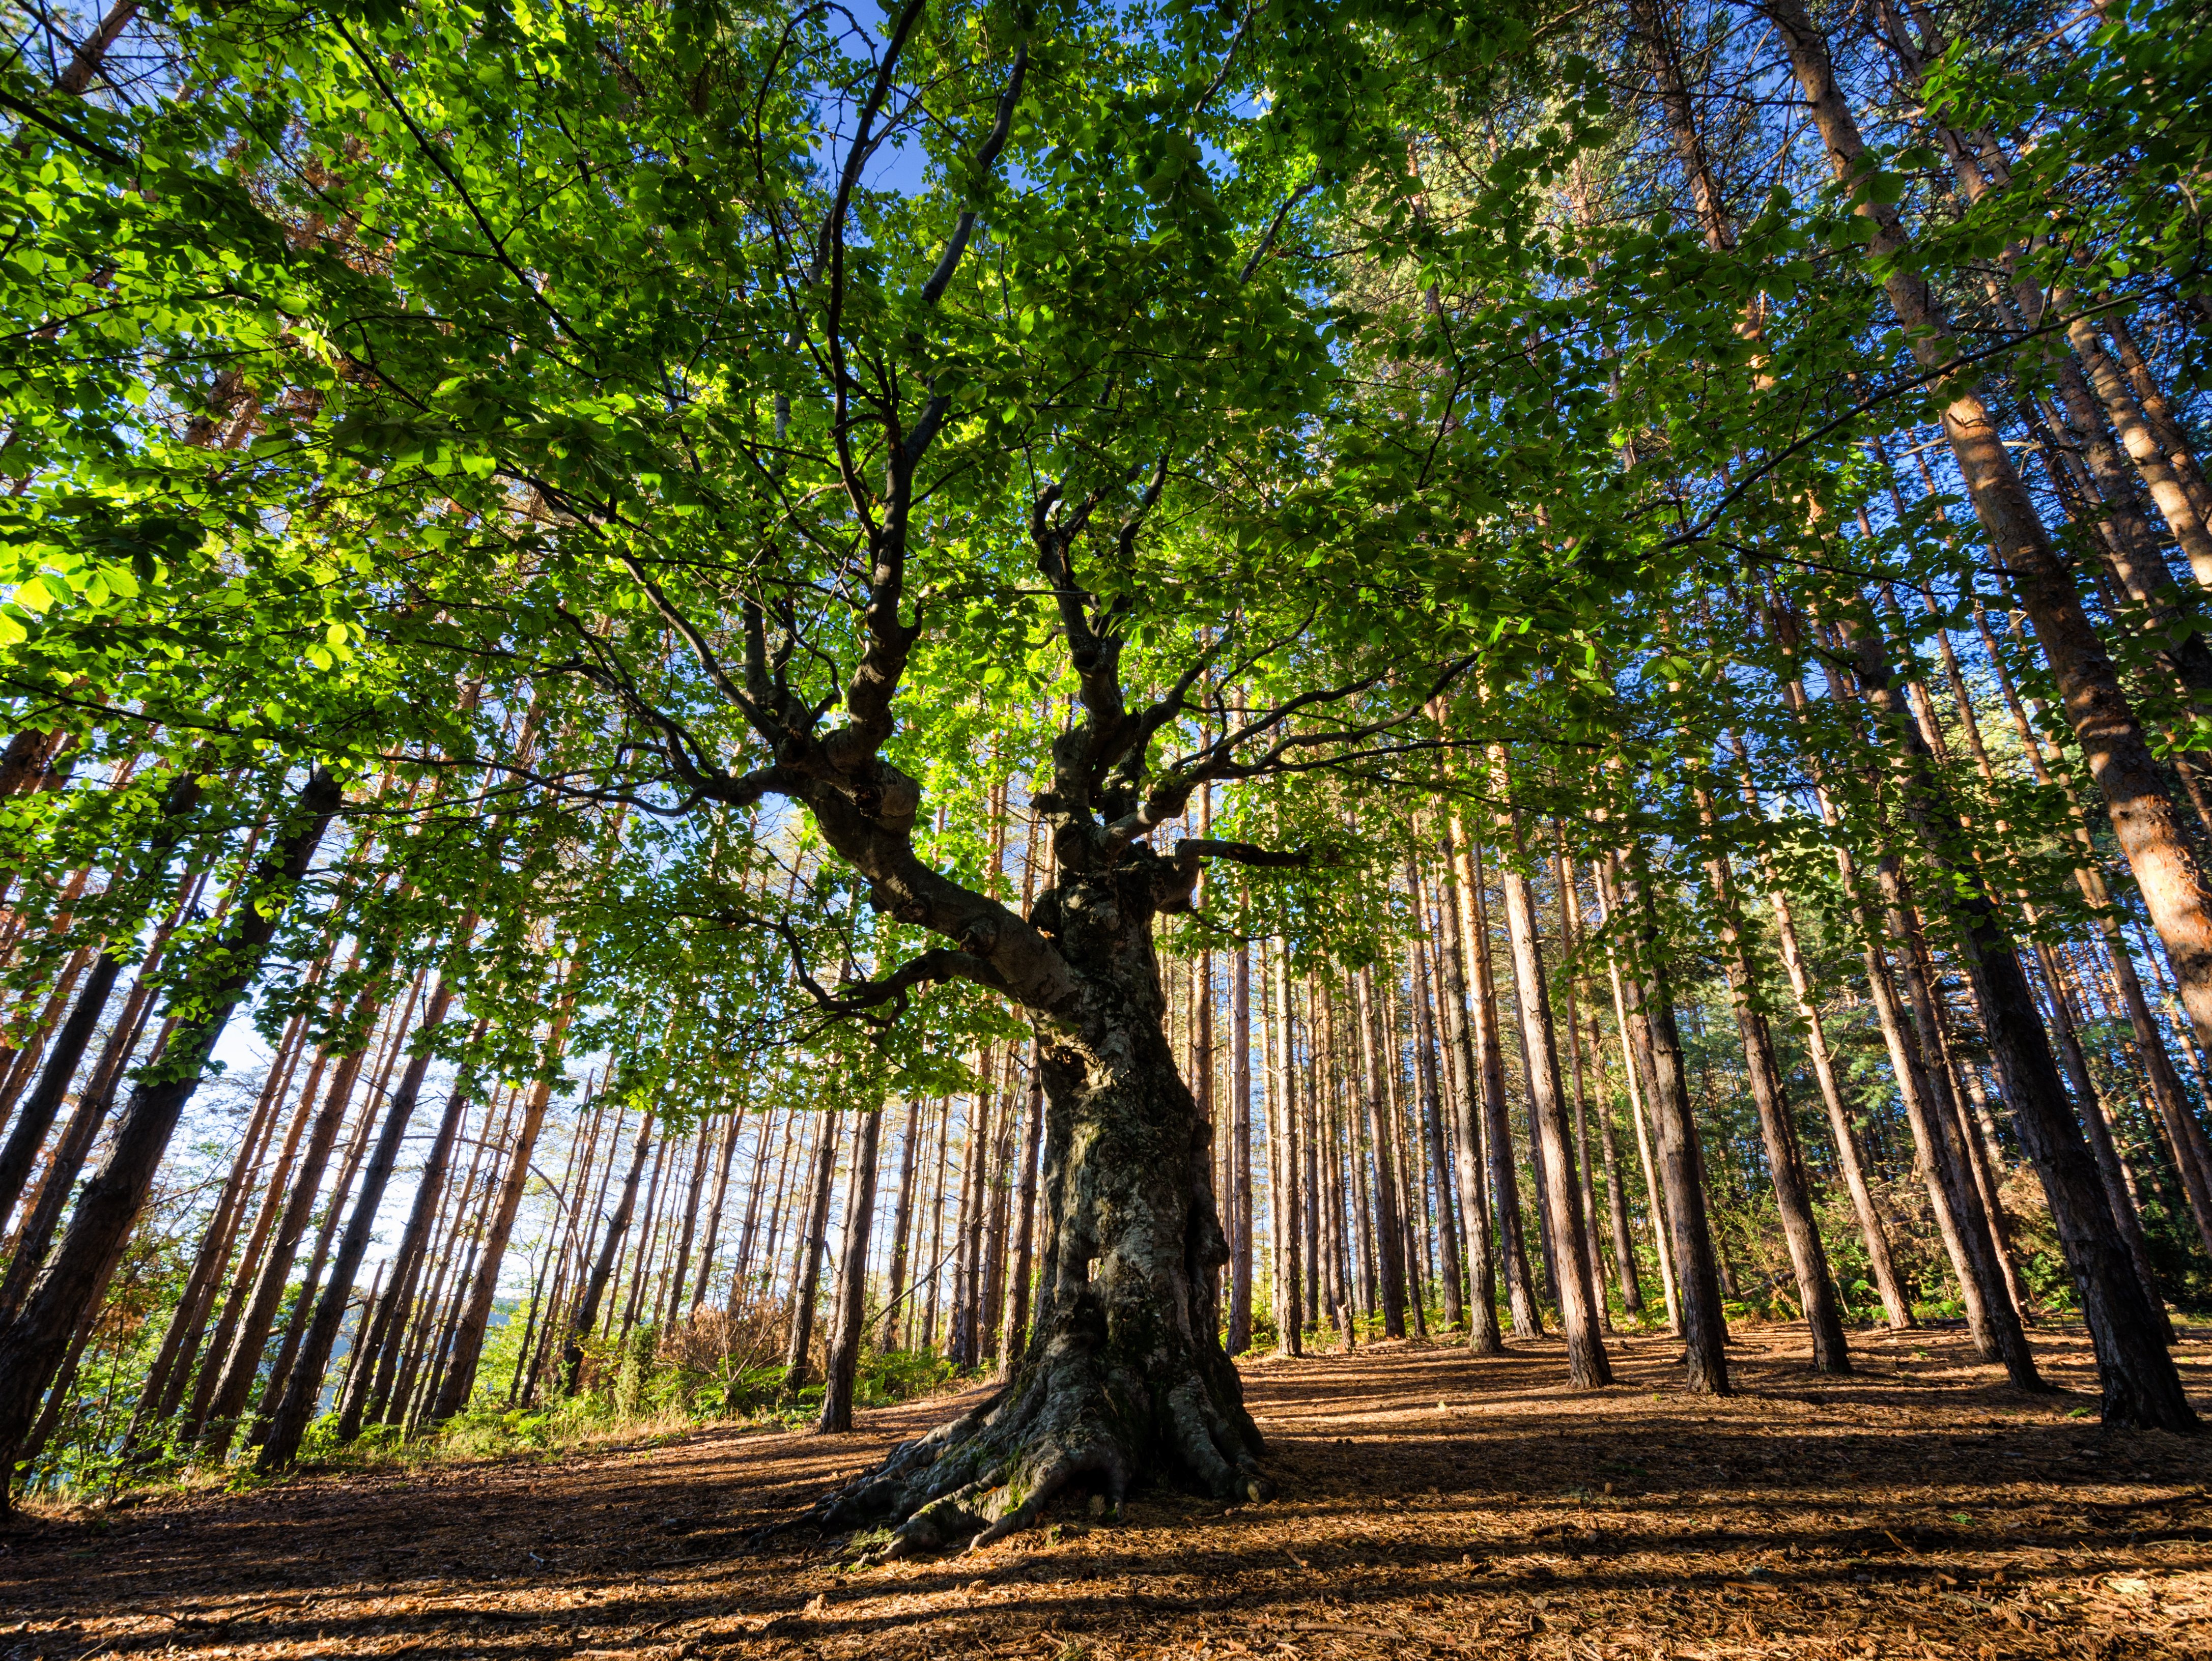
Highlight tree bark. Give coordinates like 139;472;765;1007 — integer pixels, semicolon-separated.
429;994;573;1422
258;970;462;1470
1226;938;1254;1355
1601;849;1728;1394
561;1110;655;1396
1458;828;1540;1337
1765;1;2212;1316
336;1047;476;1440
1433;816;1504;1352
687;1109;746;1319
1408;919;1463;1330
810;849;1265;1556
1269;942;1302;1357
1833;609;2187;1415
0;766;339;1508
1689;783;1849;1372
191;1024;370;1453
1353;968;1408;1339
818;1106;883;1433
1734;750;1914;1331
783;1110;842;1392
999;1044;1044;1368
882;1100;922;1351
1492;794;1610;1388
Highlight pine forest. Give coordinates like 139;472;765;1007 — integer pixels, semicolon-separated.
0;0;2209;1655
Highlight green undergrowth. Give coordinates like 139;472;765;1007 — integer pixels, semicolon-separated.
34;1344;972;1515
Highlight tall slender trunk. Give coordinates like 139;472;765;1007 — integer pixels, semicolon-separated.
1491;788;1610;1388
1352;968;1408;1338
0;766;206;1227
1602;848;1729;1394
336;1044;477;1440
688;1109;747;1319
1000;1044;1044;1368
919;1101;948;1351
817;1107;882;1433
618;1130;672;1343
259;968;463;1471
1555;851;1644;1317
1732;732;1914;1328
508;1086;601;1406
561;1111;655;1396
0;767;339;1508
1689;780;1849;1372
125;1002;300;1450
783;1111;841;1391
1226;937;1254;1354
244;1021;398;1450
1407;914;1463;1330
1832;606;2183;1413
1269;943;1302;1356
1457;827;1539;1336
1435;814;1504;1352
1766;11;2212;1356
661;1127;716;1327
430;990;574;1422
881;1100;922;1351
1607;953;1678;1327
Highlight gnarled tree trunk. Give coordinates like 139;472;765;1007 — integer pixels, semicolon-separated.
808;857;1262;1557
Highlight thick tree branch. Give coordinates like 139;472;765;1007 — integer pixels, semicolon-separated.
917;39;1030;308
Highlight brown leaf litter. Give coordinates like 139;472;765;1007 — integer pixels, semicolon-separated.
5;1323;2208;1660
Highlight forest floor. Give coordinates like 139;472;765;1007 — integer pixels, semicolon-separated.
7;1323;2212;1660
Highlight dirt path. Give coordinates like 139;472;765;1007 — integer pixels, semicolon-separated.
7;1325;2211;1659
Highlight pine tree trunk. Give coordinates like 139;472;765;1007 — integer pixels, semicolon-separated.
1836;612;2184;1413
125;1002;299;1451
1000;1044;1044;1368
1407;922;1463;1330
337;1052;475;1439
1691;785;1850;1372
818;1106;882;1433
919;1101;947;1351
1765;6;2212;1354
1268;943;1302;1357
1226;937;1254;1355
258;973;461;1470
1434;816;1504;1351
618;1129;672;1344
1603;849;1728;1394
509;1086;600;1406
783;1111;841;1392
0;765;205;1226
1740;794;1914;1331
561;1111;655;1396
661;1127;716;1328
1493;799;1610;1388
1458;829;1540;1338
0;767;339;1508
1353;968;1408;1338
430;999;571;1423
687;1110;746;1321
881;1101;921;1351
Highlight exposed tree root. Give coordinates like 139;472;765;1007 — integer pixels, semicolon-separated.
791;1331;1268;1561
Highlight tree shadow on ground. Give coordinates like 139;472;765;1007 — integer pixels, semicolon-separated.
4;1324;2209;1659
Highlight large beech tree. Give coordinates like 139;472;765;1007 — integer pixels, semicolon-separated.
2;0;2207;1521
16;0;1533;1547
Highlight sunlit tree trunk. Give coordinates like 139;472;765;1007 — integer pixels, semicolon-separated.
1601;849;1727;1394
0;768;340;1509
818;1105;882;1434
